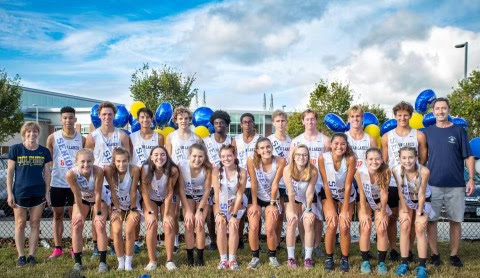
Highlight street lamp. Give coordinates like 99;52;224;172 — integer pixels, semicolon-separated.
282;105;286;111
32;104;38;123
455;42;468;79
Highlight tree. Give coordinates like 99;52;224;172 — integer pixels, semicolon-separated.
0;70;24;144
286;112;304;138
129;64;198;111
448;70;480;138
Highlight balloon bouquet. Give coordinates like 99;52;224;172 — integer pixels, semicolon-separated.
324;111;382;147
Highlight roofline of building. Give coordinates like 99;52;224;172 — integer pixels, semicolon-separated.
21;86;123;106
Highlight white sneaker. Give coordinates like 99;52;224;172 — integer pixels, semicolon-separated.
116;264;125;271
166;261;177;270
125;264;133;271
269;257;280;268
144;262;157;271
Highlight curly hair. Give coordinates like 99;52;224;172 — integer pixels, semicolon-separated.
97;101;117;115
392;101;413;116
210;110;231;125
172;106;192;124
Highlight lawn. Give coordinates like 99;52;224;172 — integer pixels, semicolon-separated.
0;239;479;277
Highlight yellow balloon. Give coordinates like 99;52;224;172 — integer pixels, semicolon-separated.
377;137;382;149
130;101;146;119
162;127;175;138
364;124;380;139
409;112;424;129
194;126;210;138
154;128;164;137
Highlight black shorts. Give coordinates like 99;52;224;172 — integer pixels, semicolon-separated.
15;196;46;208
279;188;287;197
81;199;95;207
248;197;270;207
151;199;164;208
388;187;400;208
186;194;203;201
318;188;356;202
284;194;317;204
353;179;360;202
50;187;74;207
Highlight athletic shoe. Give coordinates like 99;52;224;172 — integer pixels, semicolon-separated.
395;263;409;276
287;258;297;269
377;262;388;275
390;249;400;261
360;260;371;274
217;260;229;270
408;251;416;262
247;257;260;270
208;242;218;251
134;243;141;254
17;256;27;268
144;263;157;271
415;266;428;278
98;262;109;273
166;261;177;271
91;245;99;259
48;248;64;259
229;260;240;270
173;246;179;254
304;258;313;269
269;257;280;268
125;264;133;271
340;257;350;273
72;263;85;271
324;257;334;271
26;255;38;265
117;263;125;271
238;240;245;250
429;254;441;266
314;246;324;258
449;255;464;268
109;245;116;256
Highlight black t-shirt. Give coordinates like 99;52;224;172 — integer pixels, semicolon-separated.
8;143;52;198
424;124;472;187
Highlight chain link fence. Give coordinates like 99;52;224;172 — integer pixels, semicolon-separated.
1;157;479;245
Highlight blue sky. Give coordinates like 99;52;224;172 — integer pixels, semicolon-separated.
1;0;479;112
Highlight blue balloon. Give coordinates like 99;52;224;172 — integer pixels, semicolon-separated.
324;113;346;132
415;89;436;113
193;107;214;127
452;117;468;128
113;105;129;128
128;113;134;125
380;119;397;136
418;128;425;132
345;122;350;131
168;118;178;129
422;112;436;127
448;115;452;121
206;122;215;134
362;112;379;128
470;137;480;158
155;102;173;126
91;104;101;128
121;129;131;135
130;117;141;133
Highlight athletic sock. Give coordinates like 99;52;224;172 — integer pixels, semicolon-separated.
228;254;236;263
361;251;370;262
125;256;133;268
74;252;82;265
117;256;125;269
99;251;107;264
187;249;194;266
378;251;387;263
326;253;334;260
268;249;276;258
401;257;409;265
251;249;260;259
220;254;228;261
197;249;204;266
174;235;180;247
305;247;313;260
419;258;427;267
341;254;349;261
287;246;295;259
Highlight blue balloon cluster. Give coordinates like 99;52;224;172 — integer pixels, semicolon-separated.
471;137;480;158
129;116;141;133
380;119;397;136
113;105;129;128
155;102;173;126
91;104;101;128
415;89;436;114
452;117;468;129
324;113;346;132
168;118;178;129
362;112;379;128
193;107;214;127
422;112;436;127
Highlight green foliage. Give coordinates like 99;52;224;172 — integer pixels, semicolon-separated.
448;70;480;138
286;112;304;138
0;70;24;144
129;64;198;111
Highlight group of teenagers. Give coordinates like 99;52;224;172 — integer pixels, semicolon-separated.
6;97;476;277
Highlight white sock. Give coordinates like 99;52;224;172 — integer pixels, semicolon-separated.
220;254;228;261
287;246;295;259
305;247;313;260
125;256;133;269
174;235;179;247
117;256;125;269
228;254;236;262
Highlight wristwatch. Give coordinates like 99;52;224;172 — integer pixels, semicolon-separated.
304;207;312;213
96;211;102;216
231;213;237;218
270;200;277;206
148;210;154;215
199;207;204;212
130;207;137;211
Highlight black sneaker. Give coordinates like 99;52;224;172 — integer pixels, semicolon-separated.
408;251;416;262
208;242;217;251
238;240;245;250
26;255;38;265
429;254;442;266
173;246;180;254
389;249;400;261
450;255;463;268
339;257;350;273
324;257;334;271
17;256;27;267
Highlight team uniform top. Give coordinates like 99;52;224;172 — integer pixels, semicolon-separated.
288;178;322;220
254;159;278;202
386;129;418;187
323;152;356;203
291;132;326;192
345;131;371;169
73;166;111;205
267;134;291;190
179;160;206;200
51;130;83;188
203;134;232;167
218;168;247;220
91;128;122;168
130;131;159;167
357;167;391;214
146;165;168;202
113;166;140;211
169;130;200;164
234;133;260;189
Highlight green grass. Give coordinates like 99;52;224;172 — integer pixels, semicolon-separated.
1;240;480;277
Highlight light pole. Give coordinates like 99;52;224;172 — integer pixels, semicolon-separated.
455;42;468;79
282;105;286;111
32;104;38;123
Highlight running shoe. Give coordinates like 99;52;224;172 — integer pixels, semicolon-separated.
48;248;64;259
109;245;116;256
269;257;280;268
91;245;99;259
229;260;240;270
98;262;109;273
377;262;388;275
166;261;177;271
247;257;260;270
360;260;371;274
314;246;324;258
395;263;409;276
340;257;350;273
217;260;229;270
17;256;27;268
26;255;38;265
324;257;334;271
134;243;141;254
287;258;297;269
415;266;428;278
208;242;218;251
173;246;180;254
144;263;157;271
429;254;441;266
304;258;313;269
125;264;133;271
72;263;85;271
450;255;463;268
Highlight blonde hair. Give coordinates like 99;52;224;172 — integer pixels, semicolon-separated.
97;101;117;115
301;108;318;120
289;144;316;182
75;148;94;162
347;105;364;117
20;121;41;140
172;106;192;124
272;110;288;121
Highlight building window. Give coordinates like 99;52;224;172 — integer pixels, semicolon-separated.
81;126;90;136
54;126;62;132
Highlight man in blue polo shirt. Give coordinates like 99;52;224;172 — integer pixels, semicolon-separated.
424;97;475;268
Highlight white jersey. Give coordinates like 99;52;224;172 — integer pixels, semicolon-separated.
91;128;122;168
148;165;168;202
267;134;290;190
180;160;206;199
202;134;232;167
130;131;159;167
73;167;111;205
254;159;277;202
323;152;356;203
51;131;83;188
218;168;247;221
387;129;418;187
169;130;200;164
291;132;326;192
235;133;260;189
358;167;385;212
289;178;322;220
345;131;371;169
114;167;140;211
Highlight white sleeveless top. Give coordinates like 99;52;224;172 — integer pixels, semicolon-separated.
291;132;326;192
73;167;96;202
169;130;199;164
130;131;159;166
92;128;122;168
290;179;309;204
179;160;206;198
267;134;290;190
114;167;138;211
387;129;418;187
148;165;168;202
51;130;83;188
323;152;356;203
345;131;370;169
202;134;232;167
254;159;277;202
219;168;240;207
393;165;432;201
235;133;260;189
